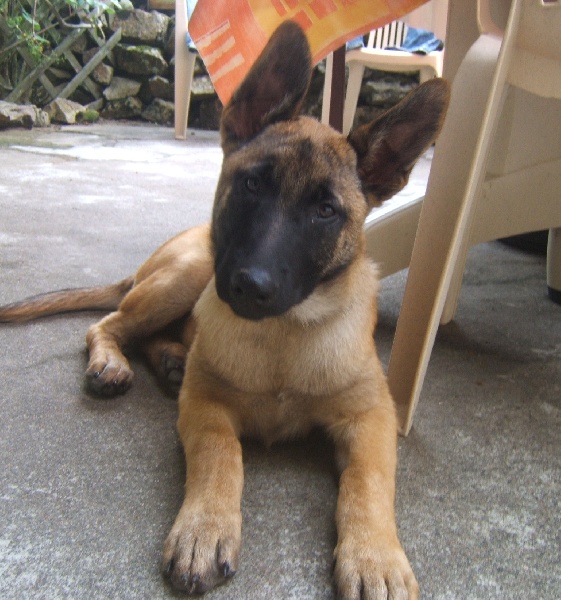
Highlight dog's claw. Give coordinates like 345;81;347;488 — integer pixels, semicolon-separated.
86;361;134;397
189;574;206;595
164;566;209;595
164;559;174;577
221;561;235;579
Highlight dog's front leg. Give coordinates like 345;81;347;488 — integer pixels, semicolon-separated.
163;385;243;595
330;398;418;600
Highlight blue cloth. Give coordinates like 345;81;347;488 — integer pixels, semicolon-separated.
346;35;365;50
394;27;443;55
346;27;443;55
185;0;198;51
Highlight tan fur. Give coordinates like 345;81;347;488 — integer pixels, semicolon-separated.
0;277;134;322
84;224;213;393
0;22;449;599
160;245;416;597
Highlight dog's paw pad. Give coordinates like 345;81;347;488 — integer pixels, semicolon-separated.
160;353;185;387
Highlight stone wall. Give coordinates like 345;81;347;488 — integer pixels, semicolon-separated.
0;6;419;131
1;7;217;129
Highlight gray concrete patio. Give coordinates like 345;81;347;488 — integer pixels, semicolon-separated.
1;122;560;599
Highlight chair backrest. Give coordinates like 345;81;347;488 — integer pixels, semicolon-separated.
482;0;561;175
477;0;511;35
511;0;561;98
366;0;449;50
479;0;561;98
367;21;408;50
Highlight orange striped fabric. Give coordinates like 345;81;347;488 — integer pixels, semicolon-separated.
188;0;429;104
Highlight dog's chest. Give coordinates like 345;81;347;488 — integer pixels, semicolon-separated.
192;279;377;440
198;313;342;395
244;386;318;442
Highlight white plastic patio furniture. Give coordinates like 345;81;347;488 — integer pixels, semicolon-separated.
321;0;447;135
386;0;561;434
174;0;197;140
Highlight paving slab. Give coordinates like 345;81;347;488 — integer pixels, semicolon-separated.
1;123;560;599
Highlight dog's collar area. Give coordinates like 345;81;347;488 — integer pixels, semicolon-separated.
319;259;353;285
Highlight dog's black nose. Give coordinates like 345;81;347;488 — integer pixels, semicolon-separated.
230;268;277;307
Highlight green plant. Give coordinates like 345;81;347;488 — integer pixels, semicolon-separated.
81;107;99;122
0;0;126;97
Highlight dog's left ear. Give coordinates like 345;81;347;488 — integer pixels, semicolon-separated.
348;78;450;206
220;21;312;153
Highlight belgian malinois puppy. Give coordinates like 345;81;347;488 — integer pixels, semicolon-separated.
0;22;449;599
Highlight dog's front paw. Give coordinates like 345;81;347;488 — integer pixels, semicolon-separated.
334;539;418;600
162;506;241;594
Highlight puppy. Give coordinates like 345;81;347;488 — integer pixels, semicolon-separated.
0;21;449;599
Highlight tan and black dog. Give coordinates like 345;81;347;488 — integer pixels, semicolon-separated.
0;22;449;599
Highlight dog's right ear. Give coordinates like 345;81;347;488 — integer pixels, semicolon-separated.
220;21;312;153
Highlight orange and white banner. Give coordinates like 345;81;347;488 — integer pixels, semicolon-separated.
188;0;429;104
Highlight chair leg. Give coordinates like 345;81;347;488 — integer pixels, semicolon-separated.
387;34;503;435
441;234;472;324
174;0;196;140
547;227;561;304
343;62;365;135
321;53;333;126
419;66;435;83
174;51;196;140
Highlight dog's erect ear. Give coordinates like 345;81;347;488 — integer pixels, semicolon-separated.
348;78;450;206
220;21;312;152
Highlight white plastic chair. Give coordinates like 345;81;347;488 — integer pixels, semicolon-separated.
321;0;447;135
385;0;561;434
174;0;197;140
341;25;443;135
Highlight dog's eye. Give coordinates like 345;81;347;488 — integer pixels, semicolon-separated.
245;176;260;193
317;203;336;219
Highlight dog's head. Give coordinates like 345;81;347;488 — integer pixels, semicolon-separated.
211;21;449;321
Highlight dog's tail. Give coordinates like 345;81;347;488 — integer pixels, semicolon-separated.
0;277;134;323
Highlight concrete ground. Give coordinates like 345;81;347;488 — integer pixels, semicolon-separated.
1;122;560;599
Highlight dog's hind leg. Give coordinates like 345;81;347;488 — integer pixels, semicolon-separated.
86;231;212;396
85;261;210;396
143;335;188;393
